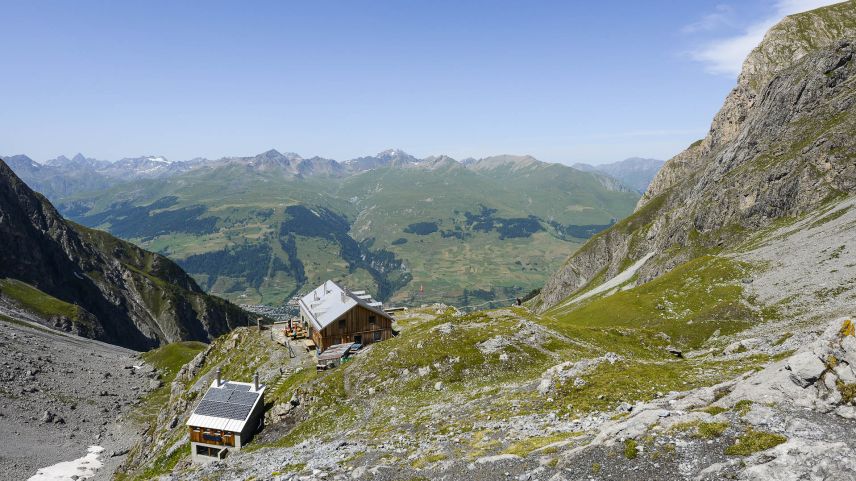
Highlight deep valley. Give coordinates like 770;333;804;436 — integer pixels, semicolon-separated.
3;2;856;481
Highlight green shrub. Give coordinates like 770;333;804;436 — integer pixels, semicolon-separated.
624;439;638;459
837;381;856;404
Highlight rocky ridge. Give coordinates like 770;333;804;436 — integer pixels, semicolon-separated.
538;2;856;312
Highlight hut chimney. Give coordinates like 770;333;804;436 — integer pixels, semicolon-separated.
253;372;260;391
216;367;222;387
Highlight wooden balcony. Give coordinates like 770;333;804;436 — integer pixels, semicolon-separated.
189;427;235;447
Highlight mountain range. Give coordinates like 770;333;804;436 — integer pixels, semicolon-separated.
6;150;643;307
4;148;660;197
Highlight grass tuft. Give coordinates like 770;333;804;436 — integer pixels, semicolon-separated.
724;429;787;456
624;439;638;459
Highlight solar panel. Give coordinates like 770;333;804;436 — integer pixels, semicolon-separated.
227;390;260;406
195;400;253;420
222;382;251;391
203;389;232;402
194;385;261;421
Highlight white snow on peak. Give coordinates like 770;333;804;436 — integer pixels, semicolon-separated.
146;156;170;164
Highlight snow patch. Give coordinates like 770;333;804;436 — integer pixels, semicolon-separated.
558;252;655;309
28;445;104;481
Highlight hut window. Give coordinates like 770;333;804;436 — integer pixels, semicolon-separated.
338;319;346;329
369;315;376;325
373;331;382;341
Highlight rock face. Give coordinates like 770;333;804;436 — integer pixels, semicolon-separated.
538;2;856;311
0;159;250;349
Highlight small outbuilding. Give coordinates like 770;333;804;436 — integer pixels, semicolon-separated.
316;342;356;370
299;280;394;352
186;370;266;463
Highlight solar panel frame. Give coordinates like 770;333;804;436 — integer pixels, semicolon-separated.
222;382;251;391
195;400;253;420
227;390;260;406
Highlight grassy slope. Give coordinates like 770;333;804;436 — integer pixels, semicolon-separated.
544;255;778;349
131;278;778;477
117;341;208;480
0;278;82;321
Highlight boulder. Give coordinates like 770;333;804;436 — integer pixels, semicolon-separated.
724;338;760;355
835;406;856;419
787;352;826;388
474;454;522;465
739;440;856;481
834;363;856;384
842;336;856;366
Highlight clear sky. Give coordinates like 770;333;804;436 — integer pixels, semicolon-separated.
0;0;843;165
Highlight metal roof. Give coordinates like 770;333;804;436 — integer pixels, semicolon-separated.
187;380;265;432
317;342;355;362
299;280;393;331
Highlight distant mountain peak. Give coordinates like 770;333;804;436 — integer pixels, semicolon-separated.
259;148;283;157
3;154;39;170
375;148;416;163
572;157;664;194
255;149;302;162
466;154;542;172
377;148;406;157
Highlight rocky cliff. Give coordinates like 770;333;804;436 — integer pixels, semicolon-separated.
538;2;856;311
0;158;250;349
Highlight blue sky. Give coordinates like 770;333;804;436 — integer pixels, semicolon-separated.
0;0;843;165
